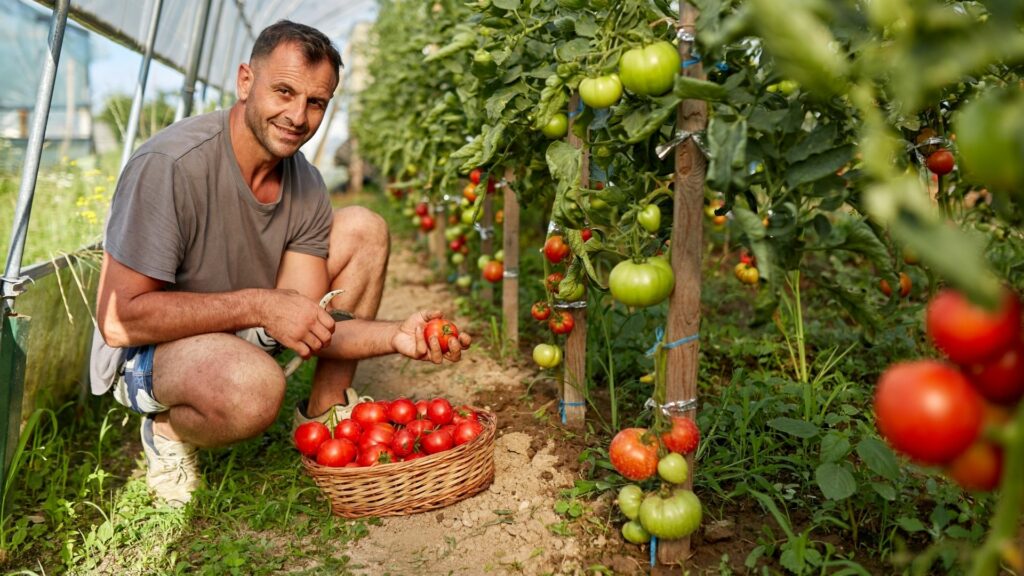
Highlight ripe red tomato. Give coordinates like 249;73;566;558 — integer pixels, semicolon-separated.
452;405;478;425
351;401;389;429
531;301;552;321
414;202;429;217
546;272;564;293
469;168;482;185
609;428;660;481
391;428;417;457
315;437;357;467
421;429;454;454
388;398;417;425
945;440;1003;492
357;443;395;467
581;228;593;242
406;418;434;438
415;399;430;419
548;310;575;335
427;398;454;426
926;288;1022;365
965;340;1024;405
360;422;396;448
419;215;436;232
293;421;330;457
482;260;504;283
926;149;955;175
879;272;912;298
403;451;427;462
424;318;459;353
874;360;984;465
661;417;700;455
333;418;362;443
453;420;485;446
544;235;571;264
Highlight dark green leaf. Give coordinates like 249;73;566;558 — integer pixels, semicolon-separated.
768;417;819;439
784;144;855;188
815;462;857;500
856;437;901;481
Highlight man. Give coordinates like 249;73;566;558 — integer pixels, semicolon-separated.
89;20;470;507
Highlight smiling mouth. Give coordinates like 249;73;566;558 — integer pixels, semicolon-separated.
274;124;306;141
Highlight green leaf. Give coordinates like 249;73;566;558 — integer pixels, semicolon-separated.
819;432;850;464
897;517;926;533
546;141;582;185
424;31;475;62
856;437;900;481
784;144;855;188
870;481;897;501
707;116;748;193
673;76;727;101
492;0;521;9
768;417;820;439
486;85;528;120
784;123;838;164
815;462;857;500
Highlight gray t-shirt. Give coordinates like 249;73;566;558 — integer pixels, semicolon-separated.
89;109;333;394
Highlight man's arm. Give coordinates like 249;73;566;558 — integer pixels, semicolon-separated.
95;252;335;358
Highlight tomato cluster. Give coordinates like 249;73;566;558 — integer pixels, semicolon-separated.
874;287;1023;491
608;418;703;544
294;397;486;468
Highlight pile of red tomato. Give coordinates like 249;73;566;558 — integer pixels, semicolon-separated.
294;397;486;468
874;287;1023;491
608;417;703;544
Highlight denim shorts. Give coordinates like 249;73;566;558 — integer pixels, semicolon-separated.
111;345;169;415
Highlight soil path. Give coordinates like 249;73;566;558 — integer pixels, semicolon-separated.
337;240;643;576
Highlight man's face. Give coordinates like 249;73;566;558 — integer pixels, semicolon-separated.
237;42;338;160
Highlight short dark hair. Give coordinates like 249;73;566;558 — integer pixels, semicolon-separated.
250;20;343;80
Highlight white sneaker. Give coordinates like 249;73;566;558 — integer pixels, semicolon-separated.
141;414;201;508
236;327;283;354
292;388;373;433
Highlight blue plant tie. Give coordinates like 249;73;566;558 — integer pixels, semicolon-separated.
650;535;658;566
558;400;586;424
645;326;700;357
716;61;729;71
681;56;701;69
568;98;585;119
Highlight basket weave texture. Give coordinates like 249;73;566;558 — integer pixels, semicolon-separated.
302;408;496;518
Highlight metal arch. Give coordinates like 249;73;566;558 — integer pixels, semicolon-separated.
120;0;164;172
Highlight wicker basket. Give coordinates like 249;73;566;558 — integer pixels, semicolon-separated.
301;408;496;518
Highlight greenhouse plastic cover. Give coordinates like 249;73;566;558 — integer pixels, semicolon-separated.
31;0;379;91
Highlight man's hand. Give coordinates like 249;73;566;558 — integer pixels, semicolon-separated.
392;310;471;364
261;289;335;358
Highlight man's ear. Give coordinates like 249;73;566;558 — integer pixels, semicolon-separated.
237;63;254;101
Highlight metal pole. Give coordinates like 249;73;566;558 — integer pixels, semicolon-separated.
120;0;164;172
174;0;213;121
2;0;70;309
199;0;225;104
218;19;241;108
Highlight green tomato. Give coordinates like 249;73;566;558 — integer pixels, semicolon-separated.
608;258;675;308
493;249;504;262
477;254;492;269
541;113;569;139
621;520;651;544
532;343;562;369
638;489;702;540
618;41;680;97
616;484;644;520
451;252;466;265
445;226;464;242
461;208;477;226
657;453;688;484
638;204;661;233
455;275;472;289
402;207;415;218
578;74;623;109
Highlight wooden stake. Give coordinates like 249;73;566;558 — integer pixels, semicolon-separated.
658;3;707;567
562;93;589;427
431;204;447;280
480;191;495;302
501;167;520;349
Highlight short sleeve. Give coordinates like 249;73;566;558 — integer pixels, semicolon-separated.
284;171;332;258
104;152;186;283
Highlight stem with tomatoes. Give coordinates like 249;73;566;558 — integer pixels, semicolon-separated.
969;401;1024;576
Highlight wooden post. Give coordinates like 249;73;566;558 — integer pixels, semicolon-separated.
501;167;520;349
480;190;495;302
658;3;707;567
561;93;589;427
431;203;447;279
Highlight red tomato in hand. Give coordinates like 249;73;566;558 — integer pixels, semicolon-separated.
421;429;454;454
926;149;955;175
531;301;551;321
333;418;362;443
294;421;330;457
315;437;357;467
424;318;460;353
427;398;454;426
874;360;984;465
926;288;1021;365
351;401;389;428
548;310;575;335
661;417;700;455
544;235;571;264
388;398;417;425
609;428;660;481
453;421;485;446
965;340;1024;405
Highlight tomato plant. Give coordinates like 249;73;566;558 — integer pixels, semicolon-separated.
532;343;562;368
609;428;659;481
578;74;623;109
530;301;552;321
293;421;330;457
548;310;575;335
424;318;460;353
618;41;679;97
926;288;1022;365
543;235;571;264
638;489;703;540
874;360;985;465
609;258;675;307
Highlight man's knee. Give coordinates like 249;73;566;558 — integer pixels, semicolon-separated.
210;357;285;440
332;206;390;249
